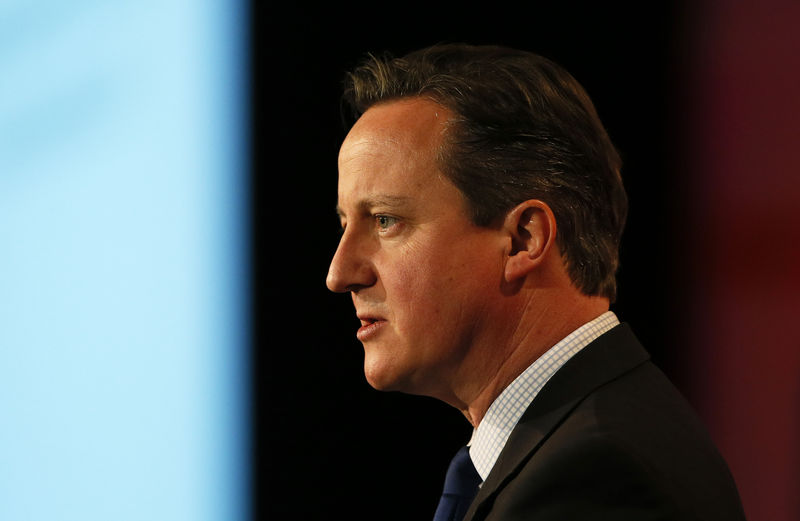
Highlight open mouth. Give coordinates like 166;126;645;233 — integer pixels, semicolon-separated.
356;316;386;341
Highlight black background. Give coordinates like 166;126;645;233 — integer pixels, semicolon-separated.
251;3;690;519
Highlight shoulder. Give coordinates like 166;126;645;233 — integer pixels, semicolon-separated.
481;361;746;521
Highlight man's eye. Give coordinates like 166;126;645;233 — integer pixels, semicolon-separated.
375;215;398;230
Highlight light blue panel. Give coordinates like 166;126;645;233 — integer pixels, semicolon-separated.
0;1;249;520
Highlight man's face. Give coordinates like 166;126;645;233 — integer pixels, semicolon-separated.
327;98;507;401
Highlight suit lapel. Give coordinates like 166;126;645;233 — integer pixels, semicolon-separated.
463;324;651;521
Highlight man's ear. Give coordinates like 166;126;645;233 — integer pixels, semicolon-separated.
503;200;557;282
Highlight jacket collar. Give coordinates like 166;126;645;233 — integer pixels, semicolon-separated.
463;323;650;520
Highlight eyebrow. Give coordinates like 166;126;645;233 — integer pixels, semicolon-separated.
336;194;414;217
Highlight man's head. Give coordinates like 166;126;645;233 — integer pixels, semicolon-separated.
328;97;513;401
327;44;627;408
341;43;627;301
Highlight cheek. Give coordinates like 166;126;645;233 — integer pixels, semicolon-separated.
394;266;466;328
382;248;449;320
379;233;499;332
391;265;442;317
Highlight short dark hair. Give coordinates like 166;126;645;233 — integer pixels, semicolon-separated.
341;43;628;302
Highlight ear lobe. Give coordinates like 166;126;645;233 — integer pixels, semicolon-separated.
504;200;557;282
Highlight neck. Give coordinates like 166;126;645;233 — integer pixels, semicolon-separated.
458;290;609;428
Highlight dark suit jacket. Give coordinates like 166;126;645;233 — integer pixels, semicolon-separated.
463;324;746;521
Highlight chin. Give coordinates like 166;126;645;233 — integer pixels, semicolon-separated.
363;365;401;392
363;360;443;401
362;355;414;393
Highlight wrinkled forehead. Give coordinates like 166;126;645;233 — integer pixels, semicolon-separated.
339;97;453;164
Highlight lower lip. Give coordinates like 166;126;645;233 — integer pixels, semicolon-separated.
357;320;386;341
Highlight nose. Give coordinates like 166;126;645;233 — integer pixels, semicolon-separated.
326;229;376;293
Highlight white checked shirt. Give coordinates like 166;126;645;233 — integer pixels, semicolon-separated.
468;311;620;481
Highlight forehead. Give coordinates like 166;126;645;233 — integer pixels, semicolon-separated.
337;98;453;203
343;97;451;148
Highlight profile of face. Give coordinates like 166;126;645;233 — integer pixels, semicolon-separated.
326;98;510;403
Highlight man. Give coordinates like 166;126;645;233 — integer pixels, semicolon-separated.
326;43;745;520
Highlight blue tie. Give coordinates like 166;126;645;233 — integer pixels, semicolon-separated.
433;445;482;521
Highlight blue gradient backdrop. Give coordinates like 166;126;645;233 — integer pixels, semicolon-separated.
0;1;249;520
